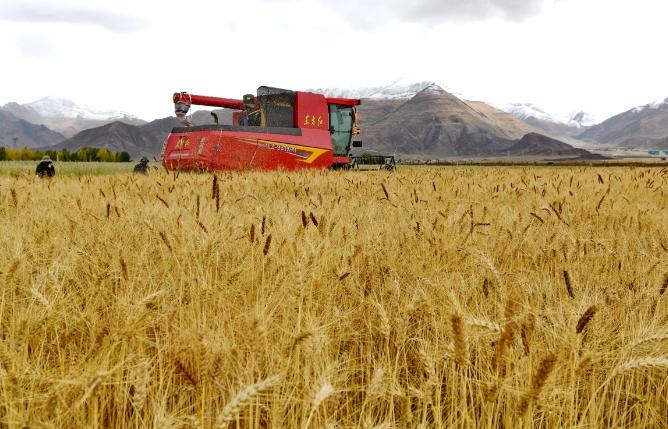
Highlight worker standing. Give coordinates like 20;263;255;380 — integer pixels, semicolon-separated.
133;157;150;174
35;156;56;178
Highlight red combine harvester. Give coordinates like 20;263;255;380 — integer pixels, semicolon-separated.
161;86;395;171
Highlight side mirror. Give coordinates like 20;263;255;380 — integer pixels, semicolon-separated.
352;141;363;148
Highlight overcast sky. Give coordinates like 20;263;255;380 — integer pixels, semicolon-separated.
1;0;667;121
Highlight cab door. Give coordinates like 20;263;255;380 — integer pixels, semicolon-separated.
329;104;353;156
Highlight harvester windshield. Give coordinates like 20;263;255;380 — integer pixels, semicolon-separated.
329;104;354;156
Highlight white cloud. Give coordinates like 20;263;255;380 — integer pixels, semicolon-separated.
1;1;148;33
0;0;666;122
13;34;53;58
314;0;551;26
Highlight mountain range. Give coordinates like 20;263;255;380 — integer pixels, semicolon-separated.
578;98;668;149
2;97;145;138
1;83;668;159
360;85;518;157
47;110;231;158
0;110;65;148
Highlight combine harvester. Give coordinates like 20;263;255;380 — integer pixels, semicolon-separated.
162;86;395;171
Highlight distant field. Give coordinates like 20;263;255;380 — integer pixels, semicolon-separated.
0;161;155;176
0;166;666;427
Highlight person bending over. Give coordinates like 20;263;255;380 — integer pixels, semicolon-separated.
35;156;55;178
133;157;149;175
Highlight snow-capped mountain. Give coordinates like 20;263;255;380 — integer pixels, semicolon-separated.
579;96;668;148
500;103;596;128
309;80;461;100
632;97;668;113
310;81;596;131
24;96;140;121
502;103;557;123
2;96;145;138
567;111;597;128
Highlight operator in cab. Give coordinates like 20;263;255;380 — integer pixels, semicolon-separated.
238;94;261;127
35;156;55;178
133;157;150;175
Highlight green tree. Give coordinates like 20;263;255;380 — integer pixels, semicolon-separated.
76;147;93;162
19;147;36;161
0;147;6;161
87;147;100;162
58;149;70;162
97;148;111;162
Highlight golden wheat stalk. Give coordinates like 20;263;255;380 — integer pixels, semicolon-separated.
119;257;129;281
263;234;272;256
212;174;218;199
563;270;575;299
130;359;151;411
629;334;668;349
466;317;501;333
75;364;123;409
576;305;598;334
216;375;280;427
614;357;668;375
156;194;169;208
366;367;386;399
158;231;172;251
493;321;515;370
519;353;557;414
451;314;468;367
305;382;335;428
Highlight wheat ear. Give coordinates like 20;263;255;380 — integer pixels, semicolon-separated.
519;353;557;414
216;375;279;427
614;358;668;375
305;382;335;428
451;314;468;367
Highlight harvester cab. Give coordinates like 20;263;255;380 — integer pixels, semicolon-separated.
163;86;391;172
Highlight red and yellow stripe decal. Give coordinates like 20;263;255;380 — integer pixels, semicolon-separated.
237;137;329;164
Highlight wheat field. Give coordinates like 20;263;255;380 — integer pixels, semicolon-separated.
0;166;667;428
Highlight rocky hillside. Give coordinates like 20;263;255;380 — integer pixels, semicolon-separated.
0;110;65;148
49;122;164;158
501;133;593;157
500;103;595;141
578;98;668;149
48;110;231;158
361;85;523;157
463;101;535;139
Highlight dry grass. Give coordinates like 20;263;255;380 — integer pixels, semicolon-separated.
0;166;667;428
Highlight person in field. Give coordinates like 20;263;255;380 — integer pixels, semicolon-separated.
35;156;55;178
133;157;149;175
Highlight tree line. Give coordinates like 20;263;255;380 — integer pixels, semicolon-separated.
0;147;132;162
